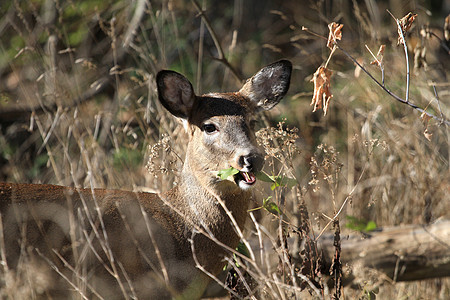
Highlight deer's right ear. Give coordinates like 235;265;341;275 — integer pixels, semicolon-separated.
156;70;195;119
239;60;292;111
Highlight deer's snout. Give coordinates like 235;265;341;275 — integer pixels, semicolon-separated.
236;152;264;173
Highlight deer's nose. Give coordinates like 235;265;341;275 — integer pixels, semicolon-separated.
237;152;264;173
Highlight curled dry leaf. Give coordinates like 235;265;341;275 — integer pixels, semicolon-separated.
310;66;333;115
370;45;386;67
397;12;418;45
423;128;433;142
420;112;433;141
327;22;344;49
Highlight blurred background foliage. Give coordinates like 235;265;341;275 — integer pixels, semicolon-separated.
0;0;449;297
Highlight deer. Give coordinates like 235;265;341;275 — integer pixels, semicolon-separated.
0;60;292;299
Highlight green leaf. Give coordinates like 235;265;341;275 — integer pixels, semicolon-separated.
262;196;272;205
345;216;377;232
283;177;298;189
236;242;250;258
256;172;297;190
365;220;377;232
271;175;297;190
230;242;251;269
263;196;282;216
255;171;273;182
217;167;240;180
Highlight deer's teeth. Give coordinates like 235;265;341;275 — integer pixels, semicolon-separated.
241;172;256;184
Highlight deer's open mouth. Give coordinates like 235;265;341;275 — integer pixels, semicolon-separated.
234;171;256;188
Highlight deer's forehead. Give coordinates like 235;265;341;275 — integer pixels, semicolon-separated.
205;92;252;108
191;93;254;122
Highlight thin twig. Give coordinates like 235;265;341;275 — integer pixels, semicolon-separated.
36;249;91;300
196;0;205;93
387;10;410;102
189;231;241;299
364;44;385;85
365;45;379;65
224;256;256;299
324;45;336;68
51;250;105;299
315;161;368;241
190;0;243;83
139;205;171;286
428;31;450;54
301;26;327;41
432;85;445;123
156;192;265;278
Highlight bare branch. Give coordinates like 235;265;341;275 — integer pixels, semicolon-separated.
302;24;450;126
387;10;411;102
336;44;449;126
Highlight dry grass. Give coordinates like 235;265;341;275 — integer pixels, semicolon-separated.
0;0;449;299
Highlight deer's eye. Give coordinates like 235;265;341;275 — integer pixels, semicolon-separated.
202;124;217;134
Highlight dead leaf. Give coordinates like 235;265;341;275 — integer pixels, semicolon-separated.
424;128;433;141
327;22;344;49
354;58;363;78
420;25;431;39
310;66;333;115
421;112;433;141
397;12;418;45
420;112;432;124
370;45;386;67
413;45;427;72
444;14;450;41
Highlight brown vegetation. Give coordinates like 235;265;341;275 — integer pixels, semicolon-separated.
0;0;449;299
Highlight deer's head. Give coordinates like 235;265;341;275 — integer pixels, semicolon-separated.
156;60;292;191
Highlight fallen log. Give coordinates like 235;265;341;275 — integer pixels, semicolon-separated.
318;219;450;282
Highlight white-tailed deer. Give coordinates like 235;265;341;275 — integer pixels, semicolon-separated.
0;60;292;299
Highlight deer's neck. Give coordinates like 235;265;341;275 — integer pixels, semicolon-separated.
176;158;251;235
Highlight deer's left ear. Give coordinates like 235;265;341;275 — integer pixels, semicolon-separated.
239;60;292;111
156;70;196;119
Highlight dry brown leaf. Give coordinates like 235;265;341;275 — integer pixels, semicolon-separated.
420;25;431;39
370;45;386;67
420;112;433;141
424;128;433;141
327;22;344;49
397;12;418;45
310;66;333;115
420;112;432;125
444;14;450;41
414;45;427;72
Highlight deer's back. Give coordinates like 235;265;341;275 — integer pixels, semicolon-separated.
0;182;202;298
